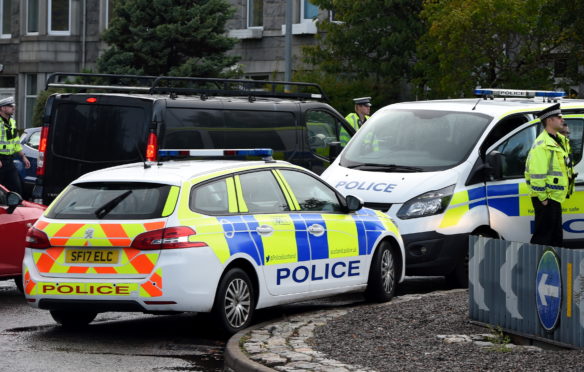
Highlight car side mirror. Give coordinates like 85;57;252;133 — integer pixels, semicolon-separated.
329;141;342;162
345;195;364;212
6;191;23;214
486;150;503;180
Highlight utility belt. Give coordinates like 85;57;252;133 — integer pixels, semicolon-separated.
0;153;14;161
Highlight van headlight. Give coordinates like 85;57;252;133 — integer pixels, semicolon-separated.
396;185;455;219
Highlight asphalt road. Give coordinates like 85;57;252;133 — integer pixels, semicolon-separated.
0;276;450;372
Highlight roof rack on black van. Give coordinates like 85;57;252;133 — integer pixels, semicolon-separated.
45;72;330;102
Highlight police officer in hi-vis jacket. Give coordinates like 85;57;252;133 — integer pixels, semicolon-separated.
0;97;30;195
525;103;573;247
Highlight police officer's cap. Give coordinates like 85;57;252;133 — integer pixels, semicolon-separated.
0;96;15;107
537;103;562;121
353;97;371;106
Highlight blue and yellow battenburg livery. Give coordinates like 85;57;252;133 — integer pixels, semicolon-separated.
23;149;405;333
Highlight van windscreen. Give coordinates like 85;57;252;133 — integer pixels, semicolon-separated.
340;109;492;171
52;103;149;162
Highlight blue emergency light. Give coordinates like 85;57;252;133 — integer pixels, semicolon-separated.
474;88;565;99
158;148;273;158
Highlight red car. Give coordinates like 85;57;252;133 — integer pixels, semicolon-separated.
0;184;45;291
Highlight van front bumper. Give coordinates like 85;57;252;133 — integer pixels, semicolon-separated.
401;231;469;276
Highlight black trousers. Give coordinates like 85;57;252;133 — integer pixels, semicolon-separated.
530;197;563;247
0;155;22;195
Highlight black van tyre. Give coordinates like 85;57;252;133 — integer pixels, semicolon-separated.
50;310;97;328
213;268;255;335
365;241;397;303
445;255;468;289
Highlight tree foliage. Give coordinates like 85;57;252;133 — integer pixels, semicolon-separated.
301;0;424;107
97;0;239;77
414;0;567;98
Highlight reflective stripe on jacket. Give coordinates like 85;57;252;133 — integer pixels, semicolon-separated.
525;131;570;203
0;117;22;155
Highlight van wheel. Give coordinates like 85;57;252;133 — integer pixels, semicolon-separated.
445;254;468;288
365;242;397;302
213;268;255;335
50;310;97;328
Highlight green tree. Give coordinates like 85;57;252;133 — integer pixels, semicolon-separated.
301;0;424;107
415;0;564;98
97;0;239;77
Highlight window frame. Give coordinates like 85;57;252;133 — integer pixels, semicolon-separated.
247;0;263;29
48;0;71;36
26;0;39;35
1;0;11;38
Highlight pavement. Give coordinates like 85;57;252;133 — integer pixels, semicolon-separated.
224;293;438;372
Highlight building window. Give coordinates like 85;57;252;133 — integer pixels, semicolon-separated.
247;0;263;28
302;0;318;21
25;74;37;128
1;0;11;37
27;0;38;34
48;0;70;35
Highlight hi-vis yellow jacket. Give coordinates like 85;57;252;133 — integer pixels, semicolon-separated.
525;131;570;203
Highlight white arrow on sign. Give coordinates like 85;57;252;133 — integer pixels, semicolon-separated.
538;273;560;306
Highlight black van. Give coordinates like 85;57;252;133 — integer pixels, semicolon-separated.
33;73;354;205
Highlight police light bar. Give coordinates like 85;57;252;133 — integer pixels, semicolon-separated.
158;148;273;158
474;88;565;99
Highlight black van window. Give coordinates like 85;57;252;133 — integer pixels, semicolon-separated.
163;108;296;153
163;108;223;148
52;103;148;162
305;110;343;158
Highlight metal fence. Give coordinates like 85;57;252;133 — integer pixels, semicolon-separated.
469;236;584;348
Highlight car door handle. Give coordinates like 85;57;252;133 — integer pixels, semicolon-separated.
256;225;274;235
308;224;325;237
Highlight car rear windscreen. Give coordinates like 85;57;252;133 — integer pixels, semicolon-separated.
51;103;149;162
46;182;173;220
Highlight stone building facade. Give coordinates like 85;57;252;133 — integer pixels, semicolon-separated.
0;0;328;128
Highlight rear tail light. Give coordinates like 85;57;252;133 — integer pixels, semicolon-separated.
36;126;50;176
131;226;207;250
146;132;158;162
26;227;51;249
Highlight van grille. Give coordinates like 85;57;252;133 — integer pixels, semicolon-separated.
364;202;392;212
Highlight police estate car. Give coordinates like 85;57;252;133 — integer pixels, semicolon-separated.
23;149;404;334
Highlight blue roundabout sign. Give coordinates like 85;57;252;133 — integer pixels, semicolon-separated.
536;249;562;331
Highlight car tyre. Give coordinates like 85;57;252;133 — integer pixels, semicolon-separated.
365;241;397;302
14;276;24;293
213;268;255;335
50;310;97;328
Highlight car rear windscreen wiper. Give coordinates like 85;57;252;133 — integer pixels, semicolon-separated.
346;163;423;172
94;190;132;219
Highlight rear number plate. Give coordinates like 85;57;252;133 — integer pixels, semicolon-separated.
65;249;120;264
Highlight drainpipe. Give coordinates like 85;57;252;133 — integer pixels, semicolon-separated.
81;0;86;70
284;0;292;88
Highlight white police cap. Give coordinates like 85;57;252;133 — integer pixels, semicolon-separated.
353;97;371;106
0;96;15;107
537;103;562;121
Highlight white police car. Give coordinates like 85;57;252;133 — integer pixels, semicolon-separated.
23;149;405;334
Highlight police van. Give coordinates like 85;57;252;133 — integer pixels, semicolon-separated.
23;149;404;334
322;89;584;286
33;73;354;205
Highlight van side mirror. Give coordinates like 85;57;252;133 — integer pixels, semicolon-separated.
329;141;342;162
6;191;23;214
486;150;503;180
345;195;363;212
